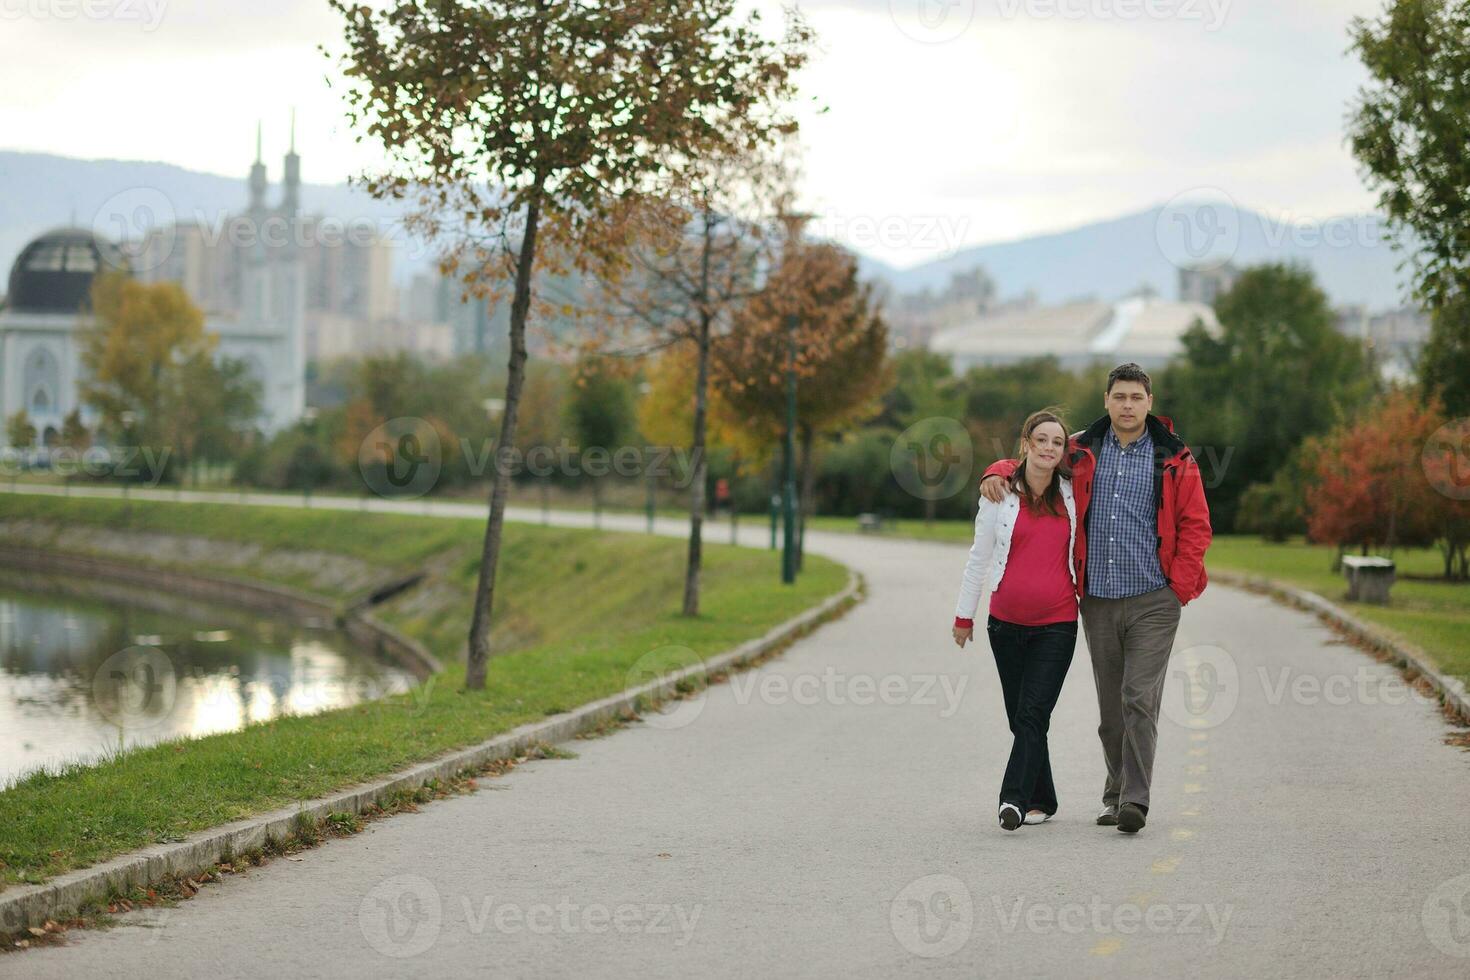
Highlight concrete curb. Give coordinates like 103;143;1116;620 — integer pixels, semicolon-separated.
0;568;862;936
0;544;441;677
1213;569;1470;722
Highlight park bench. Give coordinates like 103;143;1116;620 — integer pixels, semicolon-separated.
857;513;886;534
1342;555;1395;604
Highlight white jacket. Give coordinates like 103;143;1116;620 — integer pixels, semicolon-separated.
954;477;1077;624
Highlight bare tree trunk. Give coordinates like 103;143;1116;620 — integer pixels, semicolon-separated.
683;307;712;616
682;211;716;618
465;190;541;690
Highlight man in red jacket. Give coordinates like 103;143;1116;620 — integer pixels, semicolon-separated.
980;363;1211;833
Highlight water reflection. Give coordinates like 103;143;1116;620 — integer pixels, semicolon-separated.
0;572;418;786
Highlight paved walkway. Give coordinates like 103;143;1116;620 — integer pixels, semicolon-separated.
7;485;1470;977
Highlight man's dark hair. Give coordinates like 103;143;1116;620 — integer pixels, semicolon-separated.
1106;362;1152;395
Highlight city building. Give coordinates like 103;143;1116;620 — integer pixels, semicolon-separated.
927;293;1218;372
1178;262;1240;307
1336;304;1432;381
882;266;1010;351
0;132;308;447
138;124;404;364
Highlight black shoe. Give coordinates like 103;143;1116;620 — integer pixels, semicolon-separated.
999;803;1023;831
1117;803;1146;834
1096;803;1119;826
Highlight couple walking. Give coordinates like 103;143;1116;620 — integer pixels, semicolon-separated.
951;363;1212;834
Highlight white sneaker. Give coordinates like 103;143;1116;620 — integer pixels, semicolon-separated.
998;803;1023;831
1024;809;1052;825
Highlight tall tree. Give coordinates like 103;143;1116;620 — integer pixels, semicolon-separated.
716;240;892;563
80;272;259;480
1419;292;1470;415
637;344;769;478
60;408;91;451
6;411;36;450
1160;263;1376;530
583;149;796;614
564;355;637;525
328;0;813;688
1347;0;1470;414
637;342;771;539
876;349;966;524
1303;388;1445;559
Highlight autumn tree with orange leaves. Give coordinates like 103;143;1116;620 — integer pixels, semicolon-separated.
1303;389;1470;579
715;236;892;568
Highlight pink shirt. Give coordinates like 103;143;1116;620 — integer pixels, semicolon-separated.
988;503;1077;625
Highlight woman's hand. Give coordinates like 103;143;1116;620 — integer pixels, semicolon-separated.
952;625;973;648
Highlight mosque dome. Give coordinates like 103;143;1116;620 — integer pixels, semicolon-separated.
5;228;131;314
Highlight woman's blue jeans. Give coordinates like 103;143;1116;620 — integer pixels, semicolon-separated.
986;615;1077;815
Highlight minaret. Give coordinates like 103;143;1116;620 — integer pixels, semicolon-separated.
241;120;272;330
276;110;307;426
248;121;268;214
281;109;301;216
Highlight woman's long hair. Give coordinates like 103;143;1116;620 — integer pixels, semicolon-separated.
1007;408;1072;517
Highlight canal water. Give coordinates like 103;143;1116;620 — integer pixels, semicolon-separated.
0;570;420;786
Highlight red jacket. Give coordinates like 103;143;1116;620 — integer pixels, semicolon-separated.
982;413;1212;606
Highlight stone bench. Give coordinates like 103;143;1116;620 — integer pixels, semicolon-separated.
1342;555;1395;604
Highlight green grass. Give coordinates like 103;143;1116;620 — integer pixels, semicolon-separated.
1205;536;1470;685
0;495;848;889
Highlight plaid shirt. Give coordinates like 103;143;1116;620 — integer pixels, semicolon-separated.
1086;426;1168;598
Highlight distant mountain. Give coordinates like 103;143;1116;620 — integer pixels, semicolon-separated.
853;202;1414;311
1;151;1412;311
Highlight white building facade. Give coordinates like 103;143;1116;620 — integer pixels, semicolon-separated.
0;145;307;447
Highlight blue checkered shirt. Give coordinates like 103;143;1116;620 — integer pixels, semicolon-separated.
1086;426;1168;598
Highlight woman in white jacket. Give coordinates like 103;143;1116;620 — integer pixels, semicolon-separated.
951;408;1079;831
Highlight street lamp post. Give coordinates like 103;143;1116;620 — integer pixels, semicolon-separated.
301;406;319;507
774;208;812;585
120;410;136;503
638;381;655;534
781;312;798;584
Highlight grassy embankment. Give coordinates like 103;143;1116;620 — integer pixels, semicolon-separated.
0;494;848;890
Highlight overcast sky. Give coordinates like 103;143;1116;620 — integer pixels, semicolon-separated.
0;0;1388;268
